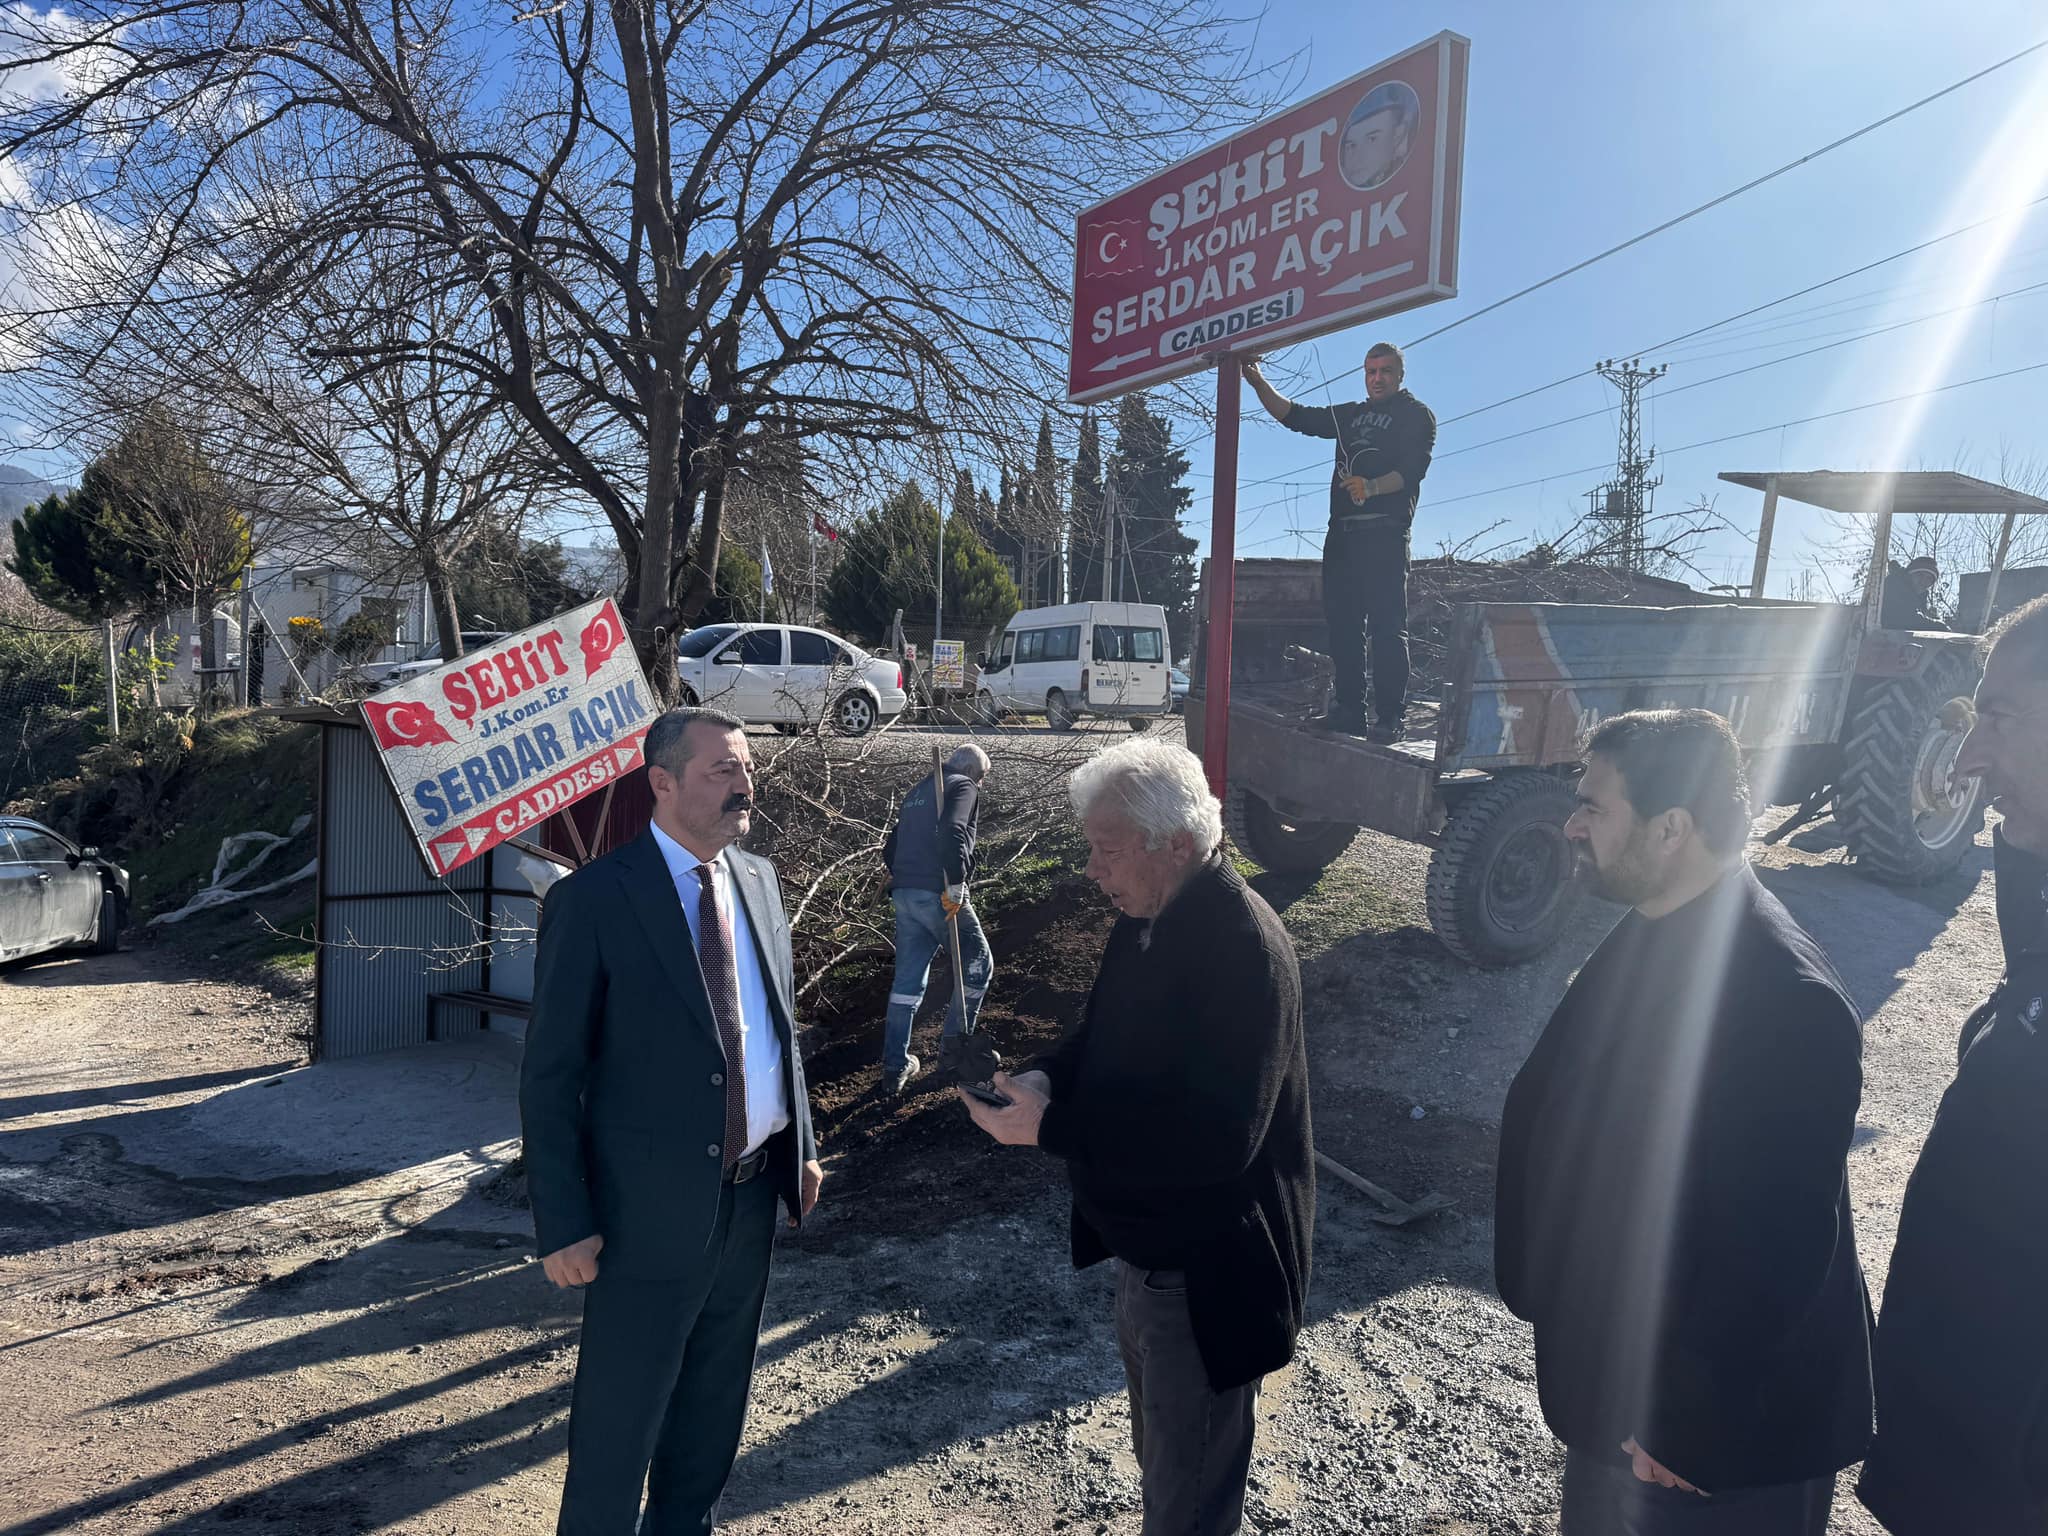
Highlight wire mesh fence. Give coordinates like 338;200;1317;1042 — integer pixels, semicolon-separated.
0;604;108;806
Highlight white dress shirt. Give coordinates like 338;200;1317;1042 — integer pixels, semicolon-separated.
651;822;792;1158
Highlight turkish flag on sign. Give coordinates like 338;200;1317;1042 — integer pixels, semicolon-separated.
812;511;838;542
1082;219;1147;279
363;698;456;751
578;604;626;679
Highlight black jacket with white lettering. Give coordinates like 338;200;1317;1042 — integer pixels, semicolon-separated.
881;771;979;891
1279;387;1436;530
1859;831;2048;1534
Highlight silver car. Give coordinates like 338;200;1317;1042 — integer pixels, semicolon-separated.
358;630;511;692
675;623;908;736
0;818;129;962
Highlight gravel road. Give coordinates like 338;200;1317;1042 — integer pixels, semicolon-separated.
0;804;2002;1534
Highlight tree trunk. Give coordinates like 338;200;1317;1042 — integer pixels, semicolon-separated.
420;543;464;660
194;592;215;718
676;459;727;621
635;389;685;700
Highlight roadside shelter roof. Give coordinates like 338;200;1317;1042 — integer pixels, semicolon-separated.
1717;470;2048;519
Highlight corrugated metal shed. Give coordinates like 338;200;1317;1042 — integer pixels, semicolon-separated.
298;709;564;1060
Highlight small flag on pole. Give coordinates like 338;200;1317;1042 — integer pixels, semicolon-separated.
812;510;839;543
761;537;774;595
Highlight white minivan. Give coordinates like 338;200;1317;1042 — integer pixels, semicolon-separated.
975;601;1172;731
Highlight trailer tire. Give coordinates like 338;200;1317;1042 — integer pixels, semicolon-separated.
1225;786;1359;875
1837;647;1986;883
1426;772;1584;968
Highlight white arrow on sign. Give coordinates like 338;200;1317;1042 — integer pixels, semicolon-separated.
436;838;468;869
465;824;490;851
1091;348;1153;373
1319;260;1416;298
615;741;640;770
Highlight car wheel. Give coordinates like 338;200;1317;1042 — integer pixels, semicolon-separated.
90;888;122;955
1046;689;1075;732
832;691;877;737
977;691;1001;727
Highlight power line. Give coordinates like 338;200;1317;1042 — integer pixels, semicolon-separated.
1281;189;2048;438
1185;46;2048;534
1396;38;2048;354
1431;276;2048;465
1231;355;2048;538
1221;230;2048;518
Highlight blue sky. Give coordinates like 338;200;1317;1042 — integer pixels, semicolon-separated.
1197;0;2048;594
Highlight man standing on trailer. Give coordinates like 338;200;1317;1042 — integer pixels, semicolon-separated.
1242;343;1436;743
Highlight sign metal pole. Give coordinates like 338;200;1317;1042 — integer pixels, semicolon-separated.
1202;356;1240;801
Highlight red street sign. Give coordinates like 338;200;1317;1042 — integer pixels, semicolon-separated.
359;597;655;877
1068;31;1468;404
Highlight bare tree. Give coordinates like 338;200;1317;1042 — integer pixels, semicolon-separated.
1;0;1276;694
224;243;551;659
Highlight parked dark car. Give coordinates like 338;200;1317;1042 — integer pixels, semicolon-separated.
0;818;128;962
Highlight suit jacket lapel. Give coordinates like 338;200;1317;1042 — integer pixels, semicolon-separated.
727;850;796;1044
613;829;720;1047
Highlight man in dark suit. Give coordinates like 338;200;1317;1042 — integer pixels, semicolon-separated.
963;736;1313;1536
1858;597;2048;1533
521;705;823;1536
1495;709;1870;1535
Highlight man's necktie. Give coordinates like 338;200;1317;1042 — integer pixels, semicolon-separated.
693;862;748;1170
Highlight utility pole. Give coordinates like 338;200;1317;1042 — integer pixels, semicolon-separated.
101;617;120;737
1100;476;1116;601
934;507;944;643
1585;357;1666;573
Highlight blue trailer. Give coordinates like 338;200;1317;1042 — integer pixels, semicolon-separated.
1189;538;1989;965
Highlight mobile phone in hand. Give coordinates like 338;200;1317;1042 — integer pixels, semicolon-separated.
960;1081;1013;1108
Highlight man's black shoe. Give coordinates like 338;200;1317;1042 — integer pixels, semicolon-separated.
1311;709;1368;735
1366;720;1403;745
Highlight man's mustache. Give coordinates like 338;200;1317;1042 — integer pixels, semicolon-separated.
722;793;753;814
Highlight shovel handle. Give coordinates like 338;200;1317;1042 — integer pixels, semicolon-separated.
931;744;974;1028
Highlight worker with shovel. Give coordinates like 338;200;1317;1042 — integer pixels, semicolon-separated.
878;743;997;1095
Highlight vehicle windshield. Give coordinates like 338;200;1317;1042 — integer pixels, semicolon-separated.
414;632;502;663
677;624;738;658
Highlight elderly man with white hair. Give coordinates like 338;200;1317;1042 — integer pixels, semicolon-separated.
878;742;995;1093
964;737;1314;1536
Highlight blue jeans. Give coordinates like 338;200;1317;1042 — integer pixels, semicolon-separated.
883;889;992;1072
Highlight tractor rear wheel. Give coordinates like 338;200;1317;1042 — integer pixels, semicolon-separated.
1837;647;1986;883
